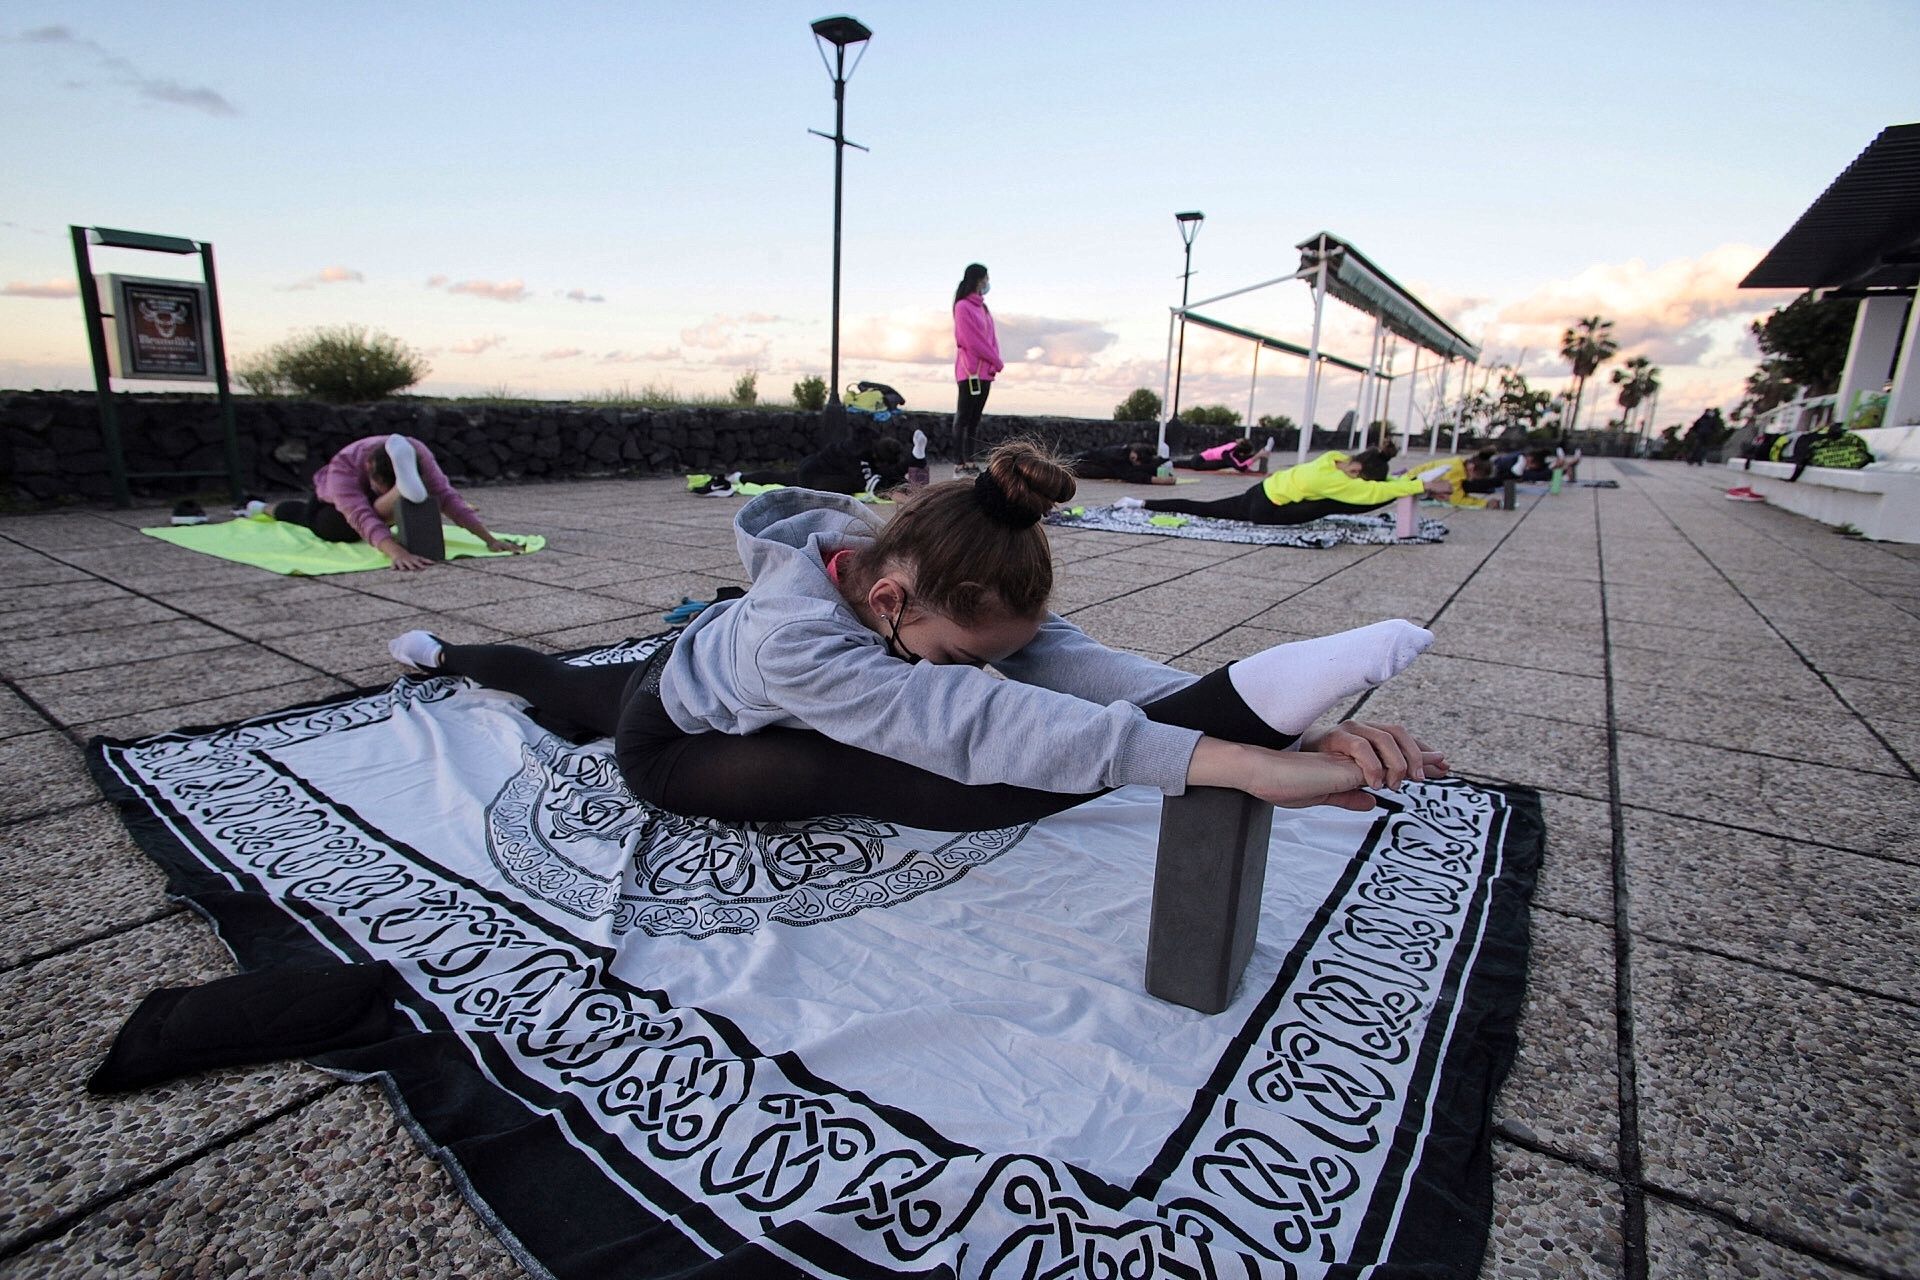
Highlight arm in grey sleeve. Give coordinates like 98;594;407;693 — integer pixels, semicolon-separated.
989;614;1199;706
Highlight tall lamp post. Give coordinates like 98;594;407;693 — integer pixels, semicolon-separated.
1168;210;1205;425
809;14;872;441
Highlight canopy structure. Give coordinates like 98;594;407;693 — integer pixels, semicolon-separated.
1159;231;1482;462
1741;122;1920;430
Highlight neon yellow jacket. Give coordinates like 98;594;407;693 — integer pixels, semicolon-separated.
1406;457;1489;508
1261;452;1425;508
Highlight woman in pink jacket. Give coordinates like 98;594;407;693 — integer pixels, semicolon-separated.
951;263;1003;477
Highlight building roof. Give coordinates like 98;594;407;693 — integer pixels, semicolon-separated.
1741;123;1920;291
1295;232;1483;362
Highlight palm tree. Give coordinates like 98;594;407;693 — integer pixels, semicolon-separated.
1609;355;1661;439
1560;316;1619;434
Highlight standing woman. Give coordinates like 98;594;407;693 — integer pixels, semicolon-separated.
951;263;1003;477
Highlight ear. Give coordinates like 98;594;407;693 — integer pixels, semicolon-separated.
866;575;909;619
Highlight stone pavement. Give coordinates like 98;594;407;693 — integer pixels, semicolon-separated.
1;458;1915;1279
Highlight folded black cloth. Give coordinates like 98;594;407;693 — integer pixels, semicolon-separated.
89;962;397;1094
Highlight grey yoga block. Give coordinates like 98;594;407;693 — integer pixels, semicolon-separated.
1144;786;1274;1014
397;498;445;560
1502;478;1517;510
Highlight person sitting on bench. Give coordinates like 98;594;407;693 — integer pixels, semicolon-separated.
1072;441;1175;485
1122;446;1451;524
269;434;520;572
1174;437;1273;473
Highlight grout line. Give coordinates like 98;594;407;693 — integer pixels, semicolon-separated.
3;906;187;976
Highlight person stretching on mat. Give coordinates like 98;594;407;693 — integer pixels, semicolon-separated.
269;434;522;571
1174;437;1274;472
1122;446;1451;524
387;440;1445;833
694;432;911;499
1071;441;1176;485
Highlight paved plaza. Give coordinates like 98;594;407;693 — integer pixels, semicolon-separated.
1;458;1916;1279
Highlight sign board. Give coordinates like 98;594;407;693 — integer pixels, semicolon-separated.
99;273;215;381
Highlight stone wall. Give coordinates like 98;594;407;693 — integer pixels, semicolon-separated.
0;391;1299;506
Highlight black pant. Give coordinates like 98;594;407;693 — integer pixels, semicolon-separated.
1145;481;1389;525
954;380;991;465
272;495;359;542
436;643;1290;832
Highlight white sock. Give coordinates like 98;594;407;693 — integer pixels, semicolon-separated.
1228;619;1433;735
388;629;444;671
1263;435;1275;453
386;435;428;502
1115;495;1146;509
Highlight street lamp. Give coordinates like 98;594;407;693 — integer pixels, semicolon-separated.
1169;210;1204;424
809;14;872;440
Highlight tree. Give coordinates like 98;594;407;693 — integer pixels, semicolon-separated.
729;370;759;405
263;325;428;403
1255;413;1295;432
1609;355;1661;437
1492;369;1552;436
1749;292;1858;394
1177;404;1241;427
791;375;827;411
1559;316;1618;432
1113;388;1162;422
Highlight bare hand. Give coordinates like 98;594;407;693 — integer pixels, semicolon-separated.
484;536;524;554
1423;477;1454;497
385;547;434;572
1300;720;1447;789
1243;749;1378;811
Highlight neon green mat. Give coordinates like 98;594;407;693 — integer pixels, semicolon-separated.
142;517;547;576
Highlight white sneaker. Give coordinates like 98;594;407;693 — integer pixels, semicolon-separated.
1262;436;1276;454
388;629;444;672
1115;496;1147;510
385;435;428;503
911;428;929;461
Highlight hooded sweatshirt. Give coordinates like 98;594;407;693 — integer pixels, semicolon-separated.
953;293;1003;384
662;489;1202;795
1260;451;1424;508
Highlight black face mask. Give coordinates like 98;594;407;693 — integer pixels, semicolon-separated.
886;591;926;664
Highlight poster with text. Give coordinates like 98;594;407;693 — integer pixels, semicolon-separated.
108;275;214;381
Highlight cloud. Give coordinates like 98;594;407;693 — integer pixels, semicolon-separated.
450;335;506;355
540;347;585;361
281;265;365;292
559;288;605;303
17;26;237;116
675;315;771;367
427;276;530;302
2;279;77;299
598;347;681;364
843;312;1118;369
995;316;1118;368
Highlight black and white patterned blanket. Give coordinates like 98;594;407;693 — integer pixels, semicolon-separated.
90;637;1538;1279
1046;506;1450;547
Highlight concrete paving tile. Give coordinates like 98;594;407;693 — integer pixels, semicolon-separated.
1428;613;1606;679
1643;1197;1865;1280
78;674;350;742
0;732;98;822
1058;600;1240;656
1611;678;1905;775
1455;572;1603;614
261;613;508;678
1623;809;1919;1000
537;617;670;654
0;915;333;1254
7;1084;519;1280
1608;645;1832;707
1496;911;1618;1168
1616;732;1920;857
0;579;136;620
1389;652;1608;728
0;594;186;645
16;645;321;726
1602;584;1772;635
586;570;750;610
0;687;50;741
1354;691;1612;801
1607;619;1798;664
146;578;417;641
1167;624;1318;676
331;563;562;611
1536;792;1614;925
0;514;149;553
1632;944;1919;1274
447;587;657;638
0;619;236;681
1481;1144;1625;1280
1119;583;1284;627
0;803;174;969
456;551;658;591
0;555;94;590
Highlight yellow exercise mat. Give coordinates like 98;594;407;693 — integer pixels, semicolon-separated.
143;517;547;575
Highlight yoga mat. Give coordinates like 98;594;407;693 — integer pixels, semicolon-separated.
1049;505;1449;548
90;636;1538;1280
142;517;547;575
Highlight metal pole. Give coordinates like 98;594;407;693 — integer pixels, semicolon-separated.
71;226;131;507
827;45;846;430
1156;309;1178;459
1244;341;1260;439
1403;344;1420;456
1297;244;1329;464
1170;238;1194;423
199;242;244;503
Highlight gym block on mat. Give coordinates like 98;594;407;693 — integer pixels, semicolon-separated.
1144;787;1274;1014
397;497;445;560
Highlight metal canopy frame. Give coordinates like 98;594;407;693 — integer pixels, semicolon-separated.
1157;231;1481;461
70;225;243;507
1741;123;1920;292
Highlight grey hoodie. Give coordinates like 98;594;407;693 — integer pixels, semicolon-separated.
661;489;1202;794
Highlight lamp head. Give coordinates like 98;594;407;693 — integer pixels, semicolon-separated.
811;15;872;48
1175;210;1205;246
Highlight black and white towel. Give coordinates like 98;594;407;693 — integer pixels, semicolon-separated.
91;637;1538;1280
1047;507;1450;547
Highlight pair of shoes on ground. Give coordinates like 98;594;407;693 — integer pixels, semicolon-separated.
689;473;739;497
1725;485;1766;502
954;463;981;477
170;501;208;526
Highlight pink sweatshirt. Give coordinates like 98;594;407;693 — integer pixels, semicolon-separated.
1199;440;1261;472
312;435;483;548
953;293;1003;384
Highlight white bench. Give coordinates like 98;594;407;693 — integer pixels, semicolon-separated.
1726;426;1920;543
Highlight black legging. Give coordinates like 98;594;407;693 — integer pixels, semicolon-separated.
1145;480;1389;525
954;380;991;465
272;495;359;542
436;642;1291;832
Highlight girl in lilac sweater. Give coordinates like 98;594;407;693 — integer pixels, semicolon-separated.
951;264;1003;476
273;434;519;571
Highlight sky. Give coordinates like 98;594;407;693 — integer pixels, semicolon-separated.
3;1;1916;434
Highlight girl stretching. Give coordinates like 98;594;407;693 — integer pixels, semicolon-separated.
1124;447;1451;525
388;442;1443;831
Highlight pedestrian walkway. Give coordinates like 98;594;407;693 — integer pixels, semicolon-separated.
1;459;1914;1278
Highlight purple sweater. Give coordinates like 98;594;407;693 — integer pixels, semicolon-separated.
953;293;1003;384
312;436;483;547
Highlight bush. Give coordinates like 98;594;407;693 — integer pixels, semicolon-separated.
1177;404;1240;427
1113;387;1162;422
1256;413;1295;432
791;375;827;411
261;325;428;403
234;351;284;397
730;370;759;406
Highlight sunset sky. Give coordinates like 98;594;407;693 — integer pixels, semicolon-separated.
4;1;1915;434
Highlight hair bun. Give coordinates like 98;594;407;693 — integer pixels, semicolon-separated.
981;439;1076;524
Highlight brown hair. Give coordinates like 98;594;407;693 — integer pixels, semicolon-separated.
856;439;1076;622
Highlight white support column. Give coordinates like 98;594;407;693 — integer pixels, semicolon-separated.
1298;256;1329;463
1244;342;1261;438
1836;295;1911;424
1157;309;1178;459
1886;296;1920;430
1356;316;1385;446
1429;359;1450;455
1403;345;1421;456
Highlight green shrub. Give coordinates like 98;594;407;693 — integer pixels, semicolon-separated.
263;325;428;403
730;370;759;406
791;375;827;411
1113;388;1162;422
1178;404;1240;427
1256;413;1295;432
234;351;284;397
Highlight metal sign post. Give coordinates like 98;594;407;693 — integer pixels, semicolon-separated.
70;225;243;507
